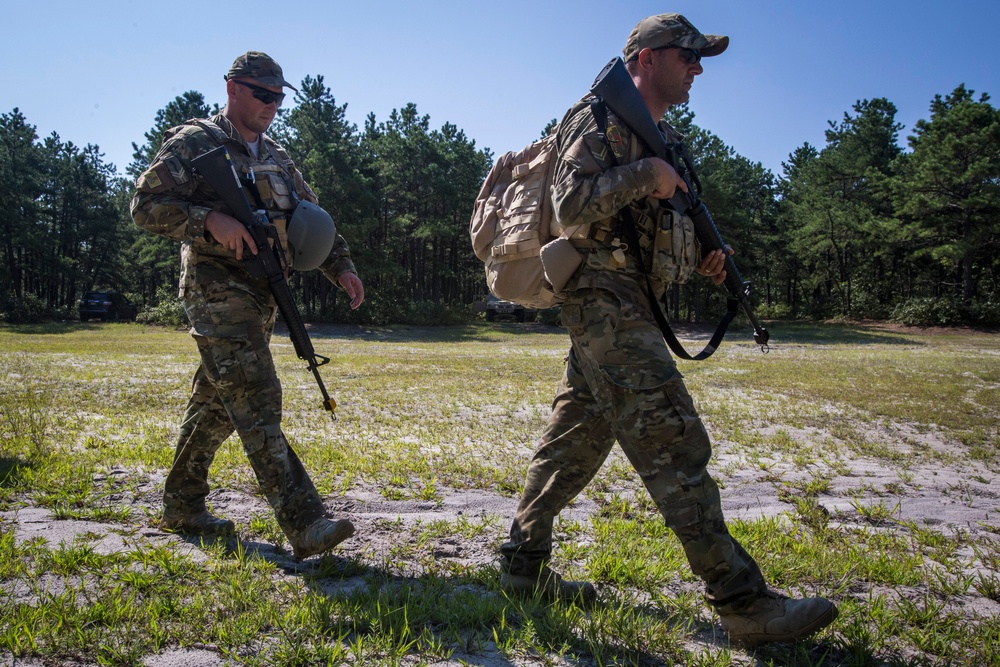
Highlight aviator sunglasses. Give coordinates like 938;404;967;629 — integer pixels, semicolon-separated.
233;80;285;107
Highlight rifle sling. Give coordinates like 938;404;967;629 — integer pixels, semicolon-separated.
590;99;735;361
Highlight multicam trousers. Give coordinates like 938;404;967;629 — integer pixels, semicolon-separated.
500;285;767;608
164;264;326;543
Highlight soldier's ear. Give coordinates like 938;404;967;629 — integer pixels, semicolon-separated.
637;48;656;70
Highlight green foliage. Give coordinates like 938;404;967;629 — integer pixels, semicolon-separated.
892;85;1000;304
137;284;186;327
535;306;562;326
890;296;963;327
776;98;904;320
892;294;1000;327
0;363;52;460
0;293;50;323
127;90;214;178
357;103;494;312
125;91;214;306
962;296;1000;327
755;301;793;320
334;294;474;326
0;109;136;322
3;78;998;326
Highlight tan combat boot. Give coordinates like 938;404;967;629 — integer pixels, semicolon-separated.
719;590;838;646
160;510;235;536
291;518;355;560
500;565;597;604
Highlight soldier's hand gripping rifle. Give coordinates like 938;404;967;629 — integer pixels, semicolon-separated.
190;146;338;419
591;57;770;352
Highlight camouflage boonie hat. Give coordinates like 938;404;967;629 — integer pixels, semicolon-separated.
225;51;298;91
623;13;729;62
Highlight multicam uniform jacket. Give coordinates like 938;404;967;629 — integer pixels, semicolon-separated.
552;96;701;298
130;114;355;298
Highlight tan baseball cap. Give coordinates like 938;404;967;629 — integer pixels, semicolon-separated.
224;51;298;91
623;13;729;62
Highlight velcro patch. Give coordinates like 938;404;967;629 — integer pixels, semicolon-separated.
606;124;626;160
142;168;162;190
137;162;172;193
256;178;272;200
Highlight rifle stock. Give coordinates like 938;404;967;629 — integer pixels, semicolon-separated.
190;146;337;417
591;57;769;350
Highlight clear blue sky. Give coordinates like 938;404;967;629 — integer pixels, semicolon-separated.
6;0;997;179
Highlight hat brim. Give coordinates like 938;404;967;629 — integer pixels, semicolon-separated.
254;76;298;92
700;34;729;57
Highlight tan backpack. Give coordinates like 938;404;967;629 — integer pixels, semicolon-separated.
469;135;586;310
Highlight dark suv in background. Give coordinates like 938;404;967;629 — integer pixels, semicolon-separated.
79;291;138;322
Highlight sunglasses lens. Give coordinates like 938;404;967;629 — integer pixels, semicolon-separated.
236;80;283;106
254;90;283;106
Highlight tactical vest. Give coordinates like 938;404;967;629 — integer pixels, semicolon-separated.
569;101;700;290
188;119;299;256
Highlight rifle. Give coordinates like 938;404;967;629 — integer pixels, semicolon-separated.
190;146;337;419
591;57;770;354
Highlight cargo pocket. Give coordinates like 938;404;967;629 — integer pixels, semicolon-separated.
659;376;711;467
599;363;706;452
598;361;679;432
599;362;677;393
190;321;251;391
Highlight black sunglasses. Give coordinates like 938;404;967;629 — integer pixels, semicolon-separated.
662;46;702;65
233;80;285;107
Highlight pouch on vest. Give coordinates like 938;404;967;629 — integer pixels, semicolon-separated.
652;208;700;284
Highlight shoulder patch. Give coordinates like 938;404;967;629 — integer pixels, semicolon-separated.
147;169;163;189
136;156;189;193
137;163;170;193
605;124;626;160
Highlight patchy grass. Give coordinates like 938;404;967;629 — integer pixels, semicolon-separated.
0;320;998;666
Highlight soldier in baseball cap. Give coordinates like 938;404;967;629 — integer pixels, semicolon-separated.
132;45;365;562
498;9;839;649
623;13;729;62
225;50;298;91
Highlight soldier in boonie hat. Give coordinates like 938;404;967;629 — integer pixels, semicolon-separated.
623;13;729;62
224;50;298;91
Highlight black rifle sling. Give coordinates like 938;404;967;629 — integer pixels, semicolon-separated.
589;99;737;361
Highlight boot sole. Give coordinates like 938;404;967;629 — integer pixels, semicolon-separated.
293;520;355;560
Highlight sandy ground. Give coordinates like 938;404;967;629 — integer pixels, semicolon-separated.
3;323;998;665
4;428;999;667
